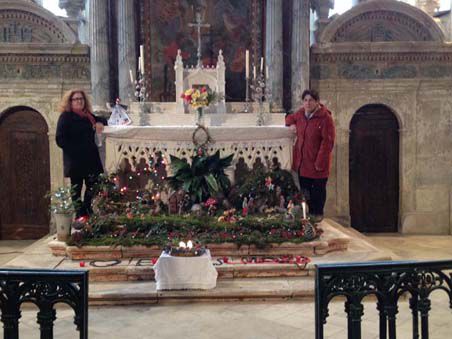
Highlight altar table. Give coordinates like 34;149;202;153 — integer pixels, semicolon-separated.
154;250;218;290
104;125;294;176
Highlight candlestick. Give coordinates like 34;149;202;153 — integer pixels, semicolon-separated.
245;50;249;79
301;202;307;219
253;65;256;80
260;57;264;72
129;69;134;84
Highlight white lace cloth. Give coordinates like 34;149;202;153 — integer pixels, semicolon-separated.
103;125;295;174
154;250;218;290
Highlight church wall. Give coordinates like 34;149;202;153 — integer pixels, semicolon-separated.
311;49;452;234
0;45;91;191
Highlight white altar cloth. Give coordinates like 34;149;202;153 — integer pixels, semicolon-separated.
154;250;218;290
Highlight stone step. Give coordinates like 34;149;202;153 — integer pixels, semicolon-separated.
56;257;314;282
89;277;315;306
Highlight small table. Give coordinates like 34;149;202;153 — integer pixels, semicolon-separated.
154;250;218;290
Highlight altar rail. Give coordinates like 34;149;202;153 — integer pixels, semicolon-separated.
0;268;89;339
315;260;452;339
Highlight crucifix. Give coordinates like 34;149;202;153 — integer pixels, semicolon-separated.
188;10;210;68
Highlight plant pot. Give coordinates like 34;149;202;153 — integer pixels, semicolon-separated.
54;213;72;242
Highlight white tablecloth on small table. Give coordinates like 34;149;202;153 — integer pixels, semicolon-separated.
154;250;218;290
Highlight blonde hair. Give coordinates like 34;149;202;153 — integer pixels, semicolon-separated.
58;89;93;114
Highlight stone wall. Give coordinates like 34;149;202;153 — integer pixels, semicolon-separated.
311;0;452;234
0;1;91;190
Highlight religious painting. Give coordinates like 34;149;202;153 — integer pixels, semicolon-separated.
143;0;264;102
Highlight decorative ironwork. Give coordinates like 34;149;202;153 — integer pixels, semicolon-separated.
0;268;89;339
315;260;452;339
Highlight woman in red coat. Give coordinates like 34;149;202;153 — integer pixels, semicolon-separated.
285;90;335;221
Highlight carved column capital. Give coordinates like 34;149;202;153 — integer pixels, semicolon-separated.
59;0;85;18
416;0;440;16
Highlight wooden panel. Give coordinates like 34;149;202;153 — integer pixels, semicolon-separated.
349;105;399;233
0;108;50;239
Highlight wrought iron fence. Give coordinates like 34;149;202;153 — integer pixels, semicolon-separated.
315;260;452;339
0;268;88;339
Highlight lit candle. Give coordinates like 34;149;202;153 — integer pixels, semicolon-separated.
187;240;193;249
245;49;249;79
301;202;307;220
179;241;186;248
260;57;264;72
253;65;256;80
129;69;134;84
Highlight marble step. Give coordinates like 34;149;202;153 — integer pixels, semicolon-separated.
55;257;314;282
89;277;315;306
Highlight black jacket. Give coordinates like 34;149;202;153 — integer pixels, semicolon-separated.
56;111;106;178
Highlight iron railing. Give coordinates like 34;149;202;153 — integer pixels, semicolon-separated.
0;268;88;339
315;260;452;339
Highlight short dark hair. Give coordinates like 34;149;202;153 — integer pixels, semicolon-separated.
301;89;319;101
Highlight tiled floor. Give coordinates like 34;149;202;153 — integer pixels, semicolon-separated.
1;232;452;338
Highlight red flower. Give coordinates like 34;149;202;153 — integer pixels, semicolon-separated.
204;197;217;207
201;87;207;93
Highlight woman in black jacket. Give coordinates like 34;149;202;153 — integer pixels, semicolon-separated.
56;89;106;218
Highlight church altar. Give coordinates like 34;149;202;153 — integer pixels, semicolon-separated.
104;124;294;178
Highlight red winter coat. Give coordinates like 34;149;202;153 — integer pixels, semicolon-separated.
285;104;335;179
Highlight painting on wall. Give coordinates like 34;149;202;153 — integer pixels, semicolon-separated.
143;0;263;102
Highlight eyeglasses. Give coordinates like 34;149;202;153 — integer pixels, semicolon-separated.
71;97;85;102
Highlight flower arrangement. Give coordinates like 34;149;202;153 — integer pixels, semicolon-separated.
181;86;217;109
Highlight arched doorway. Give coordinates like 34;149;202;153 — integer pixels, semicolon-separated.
349;104;399;233
0;107;50;239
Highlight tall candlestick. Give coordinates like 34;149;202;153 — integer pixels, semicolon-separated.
129;69;134;84
139;45;145;75
260;57;264;72
245;50;249;79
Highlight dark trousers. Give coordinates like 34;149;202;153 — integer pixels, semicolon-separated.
299;176;328;216
70;175;98;218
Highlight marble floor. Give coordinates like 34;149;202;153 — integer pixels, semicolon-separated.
1;233;452;338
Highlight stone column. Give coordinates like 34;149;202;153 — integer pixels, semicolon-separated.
265;0;284;113
89;0;111;112
416;0;440;16
59;0;85;41
118;0;137;104
312;0;334;42
291;0;310;112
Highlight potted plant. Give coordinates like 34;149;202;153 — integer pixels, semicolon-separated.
48;186;75;241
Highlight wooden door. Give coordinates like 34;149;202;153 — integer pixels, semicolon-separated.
349;105;399;233
0;108;50;239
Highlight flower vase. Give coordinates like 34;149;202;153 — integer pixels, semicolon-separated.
196;107;205;125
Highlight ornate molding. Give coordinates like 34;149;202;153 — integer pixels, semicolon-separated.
319;0;444;44
333;10;433;42
313;51;452;64
0;5;76;44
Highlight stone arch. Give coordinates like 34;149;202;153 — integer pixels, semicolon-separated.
0;1;77;44
319;0;445;44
